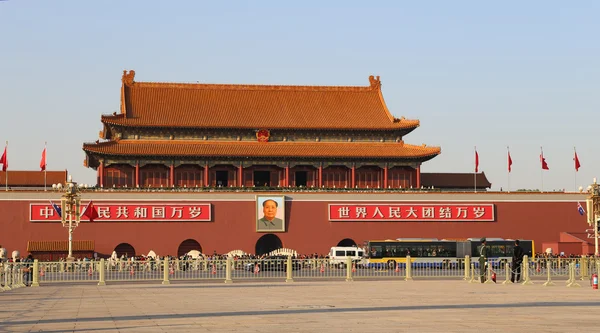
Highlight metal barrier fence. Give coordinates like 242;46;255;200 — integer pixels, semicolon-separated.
3;256;600;291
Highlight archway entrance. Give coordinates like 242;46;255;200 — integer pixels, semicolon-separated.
114;243;135;258
337;238;357;247
255;234;282;256
177;239;202;257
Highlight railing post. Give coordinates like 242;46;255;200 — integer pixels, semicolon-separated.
286;256;294;283
566;261;573;285
3;265;11;291
345;256;353;282
521;255;533;285
17;264;25;287
580;256;588;281
225;257;233;284
31;259;40;287
502;261;512;285
404;255;413;281
469;263;476;283
484;260;494;284
162;257;170;285
98;259;106;286
567;262;581;287
463;255;470;280
542;259;554;286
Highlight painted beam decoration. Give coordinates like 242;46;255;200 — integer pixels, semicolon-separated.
328;204;495;222
30;202;211;222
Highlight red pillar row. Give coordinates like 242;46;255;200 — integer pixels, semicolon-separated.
318;165;323;187
416;165;421;188
285;165;289;187
135;163;139;188
98;161;104;188
238;165;243;187
170;164;175;187
204;163;209;187
351;164;356;188
383;164;388;189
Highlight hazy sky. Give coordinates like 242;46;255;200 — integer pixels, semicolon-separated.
0;1;598;191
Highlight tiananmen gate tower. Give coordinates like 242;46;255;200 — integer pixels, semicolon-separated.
0;71;591;259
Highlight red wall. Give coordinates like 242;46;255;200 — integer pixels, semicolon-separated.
0;195;589;257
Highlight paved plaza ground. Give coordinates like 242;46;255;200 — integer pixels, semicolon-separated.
1;279;599;332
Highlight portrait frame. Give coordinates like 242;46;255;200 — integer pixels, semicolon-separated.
256;195;286;233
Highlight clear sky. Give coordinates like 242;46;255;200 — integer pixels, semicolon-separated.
0;1;598;191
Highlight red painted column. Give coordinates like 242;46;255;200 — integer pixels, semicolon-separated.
204;163;209;187
135;162;139;188
384;164;388;189
170;164;175;187
416;165;421;188
351;164;356;188
99;160;104;188
318;165;323;188
238;164;243;187
285;165;289;187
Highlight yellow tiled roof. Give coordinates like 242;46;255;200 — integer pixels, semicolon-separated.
102;70;421;130
83;140;441;159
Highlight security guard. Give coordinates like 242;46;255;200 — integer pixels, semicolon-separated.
478;238;489;283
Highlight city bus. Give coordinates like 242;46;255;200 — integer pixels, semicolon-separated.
365;238;534;268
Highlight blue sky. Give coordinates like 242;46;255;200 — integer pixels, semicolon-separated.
0;1;598;191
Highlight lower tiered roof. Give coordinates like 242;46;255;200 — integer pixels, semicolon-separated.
83;140;441;161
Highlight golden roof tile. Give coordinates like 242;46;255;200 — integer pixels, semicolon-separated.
83;140;441;160
103;70;420;130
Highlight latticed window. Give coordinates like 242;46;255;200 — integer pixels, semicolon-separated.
175;166;203;187
140;166;168;187
105;166;134;188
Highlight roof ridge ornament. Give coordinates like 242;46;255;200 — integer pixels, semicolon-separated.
122;70;136;86
369;75;381;89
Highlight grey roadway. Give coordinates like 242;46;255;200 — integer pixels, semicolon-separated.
1;280;598;332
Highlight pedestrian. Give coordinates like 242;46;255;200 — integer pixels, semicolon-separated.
511;239;524;283
478;238;489;283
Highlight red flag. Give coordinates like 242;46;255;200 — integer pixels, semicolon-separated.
475;150;479;173
508;151;513;173
574;151;581;172
540;152;549;170
0;146;6;172
40;147;47;171
82;201;99;222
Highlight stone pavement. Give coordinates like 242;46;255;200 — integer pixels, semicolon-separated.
1;280;599;332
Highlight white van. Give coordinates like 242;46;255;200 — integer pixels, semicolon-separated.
329;246;366;266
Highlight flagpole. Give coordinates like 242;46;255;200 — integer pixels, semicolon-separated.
4;141;7;192
44;142;47;192
507;146;510;193
474;146;477;193
540;146;544;193
574;147;577;193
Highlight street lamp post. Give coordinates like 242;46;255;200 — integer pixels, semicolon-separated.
587;178;600;257
60;175;81;261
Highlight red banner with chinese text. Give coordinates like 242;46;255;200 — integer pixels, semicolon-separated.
328;204;494;222
30;202;211;222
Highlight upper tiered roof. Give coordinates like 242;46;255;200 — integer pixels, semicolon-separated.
101;70;420;131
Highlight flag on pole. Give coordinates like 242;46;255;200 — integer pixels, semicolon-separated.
0;145;7;171
81;200;99;222
508;150;513;172
577;202;585;216
540;149;549;170
40;146;47;171
50;200;62;218
475;149;479;173
574;150;581;172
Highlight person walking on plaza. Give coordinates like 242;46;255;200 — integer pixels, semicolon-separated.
478;238;489;283
511;239;524;283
